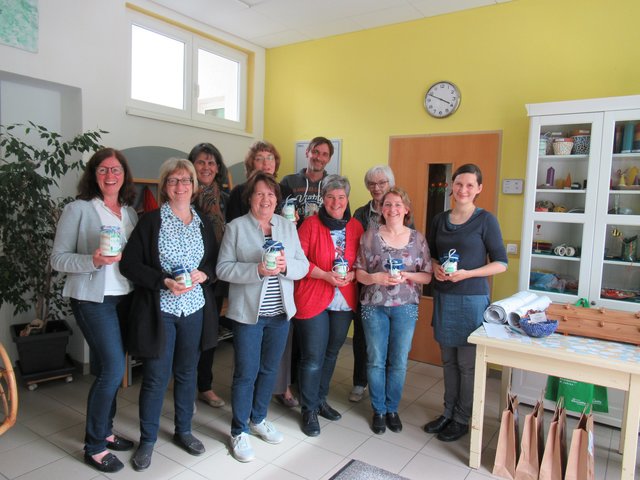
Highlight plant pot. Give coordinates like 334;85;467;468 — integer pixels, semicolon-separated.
10;320;72;375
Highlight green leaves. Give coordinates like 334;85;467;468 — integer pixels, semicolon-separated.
0;123;107;324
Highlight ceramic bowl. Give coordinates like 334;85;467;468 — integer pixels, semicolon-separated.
552;140;574;155
571;135;590;154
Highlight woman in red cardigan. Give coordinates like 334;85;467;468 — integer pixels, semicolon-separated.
294;174;364;437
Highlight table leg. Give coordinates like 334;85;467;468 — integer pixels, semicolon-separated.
469;344;487;469
620;374;640;480
499;365;511;419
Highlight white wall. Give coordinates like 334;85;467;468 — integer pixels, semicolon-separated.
0;0;266;365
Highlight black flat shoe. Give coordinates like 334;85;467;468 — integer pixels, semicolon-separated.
371;413;386;434
386;412;403;433
132;444;154;471
423;415;451;434
84;452;124;473
106;435;134;451
173;433;205;455
302;410;320;437
318;402;341;421
436;420;469;442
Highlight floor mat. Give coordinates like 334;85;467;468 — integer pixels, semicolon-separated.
329;459;408;480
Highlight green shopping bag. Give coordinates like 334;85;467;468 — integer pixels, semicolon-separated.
545;376;608;413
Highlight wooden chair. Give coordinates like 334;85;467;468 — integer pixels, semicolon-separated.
0;342;18;435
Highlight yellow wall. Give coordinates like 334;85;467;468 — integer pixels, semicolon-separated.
264;0;640;300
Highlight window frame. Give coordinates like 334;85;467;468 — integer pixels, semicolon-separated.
126;11;249;135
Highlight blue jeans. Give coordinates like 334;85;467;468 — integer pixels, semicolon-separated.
71;296;127;455
294;310;353;412
361;304;418;415
231;314;289;436
139;309;203;444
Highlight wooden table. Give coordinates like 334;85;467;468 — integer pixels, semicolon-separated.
468;326;640;479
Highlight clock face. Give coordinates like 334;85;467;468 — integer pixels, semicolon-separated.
425;81;461;118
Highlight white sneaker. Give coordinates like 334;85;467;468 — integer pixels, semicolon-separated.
249;419;284;444
231;433;255;462
349;385;366;402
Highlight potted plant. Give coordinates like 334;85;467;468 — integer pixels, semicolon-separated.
0;122;105;379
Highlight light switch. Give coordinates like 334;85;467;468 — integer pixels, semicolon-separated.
502;179;524;195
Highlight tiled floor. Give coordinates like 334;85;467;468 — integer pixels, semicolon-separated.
1;340;638;479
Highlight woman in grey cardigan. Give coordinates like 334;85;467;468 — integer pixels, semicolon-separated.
50;148;137;474
217;171;309;463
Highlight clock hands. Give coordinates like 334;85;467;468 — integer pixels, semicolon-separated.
427;93;454;107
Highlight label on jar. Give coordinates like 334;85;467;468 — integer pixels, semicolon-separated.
172;266;192;287
100;226;122;256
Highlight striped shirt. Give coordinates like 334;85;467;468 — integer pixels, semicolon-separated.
259;234;285;316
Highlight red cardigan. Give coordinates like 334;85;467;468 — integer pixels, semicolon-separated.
294;215;364;319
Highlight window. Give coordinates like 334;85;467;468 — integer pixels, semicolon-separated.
127;12;249;134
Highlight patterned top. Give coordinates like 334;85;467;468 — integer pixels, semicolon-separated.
354;228;432;307
195;183;227;244
259;234;285;316
158;203;205;316
328;228;350;311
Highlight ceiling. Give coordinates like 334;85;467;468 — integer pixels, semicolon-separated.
149;0;512;48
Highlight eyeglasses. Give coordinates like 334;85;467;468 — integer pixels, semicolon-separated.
366;180;389;189
255;154;275;162
96;166;124;175
166;177;193;186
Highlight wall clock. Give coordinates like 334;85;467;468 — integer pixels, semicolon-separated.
424;81;461;118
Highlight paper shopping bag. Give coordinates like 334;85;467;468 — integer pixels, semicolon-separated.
565;405;595;480
540;396;567;480
515;393;545;480
493;392;520;479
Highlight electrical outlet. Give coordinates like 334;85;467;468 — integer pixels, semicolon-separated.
506;243;518;255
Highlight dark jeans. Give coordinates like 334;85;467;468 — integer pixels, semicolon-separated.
295;310;353;412
231;314;289;436
139;309;203;444
441;345;476;425
351;307;368;388
71;296;127;455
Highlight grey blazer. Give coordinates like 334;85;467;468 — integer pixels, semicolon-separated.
50;200;138;302
216;212;309;324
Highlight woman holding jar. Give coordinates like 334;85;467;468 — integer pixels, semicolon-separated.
294;175;363;437
189;142;229;409
51;148;137;473
354;187;432;435
216;171;308;463
424;163;507;442
120;158;219;471
350;165;396;403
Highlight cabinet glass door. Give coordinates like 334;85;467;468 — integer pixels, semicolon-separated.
591;109;640;310
521;112;603;303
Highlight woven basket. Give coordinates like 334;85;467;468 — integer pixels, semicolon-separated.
520;316;558;338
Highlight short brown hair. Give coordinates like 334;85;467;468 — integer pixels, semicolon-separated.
306;136;334;157
242;171;282;206
380;187;413;227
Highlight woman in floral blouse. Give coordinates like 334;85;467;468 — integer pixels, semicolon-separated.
354;187;432;435
120;158;218;471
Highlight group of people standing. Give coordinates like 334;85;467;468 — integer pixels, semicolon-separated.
50;135;507;473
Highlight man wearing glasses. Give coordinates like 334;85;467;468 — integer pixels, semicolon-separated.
280;136;334;226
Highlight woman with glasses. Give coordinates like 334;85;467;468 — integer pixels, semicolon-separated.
349;166;395;404
51;148;138;473
189;142;229;410
120;158;219;471
226;140;291;222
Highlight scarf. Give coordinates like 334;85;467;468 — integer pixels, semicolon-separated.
318;204;350;231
